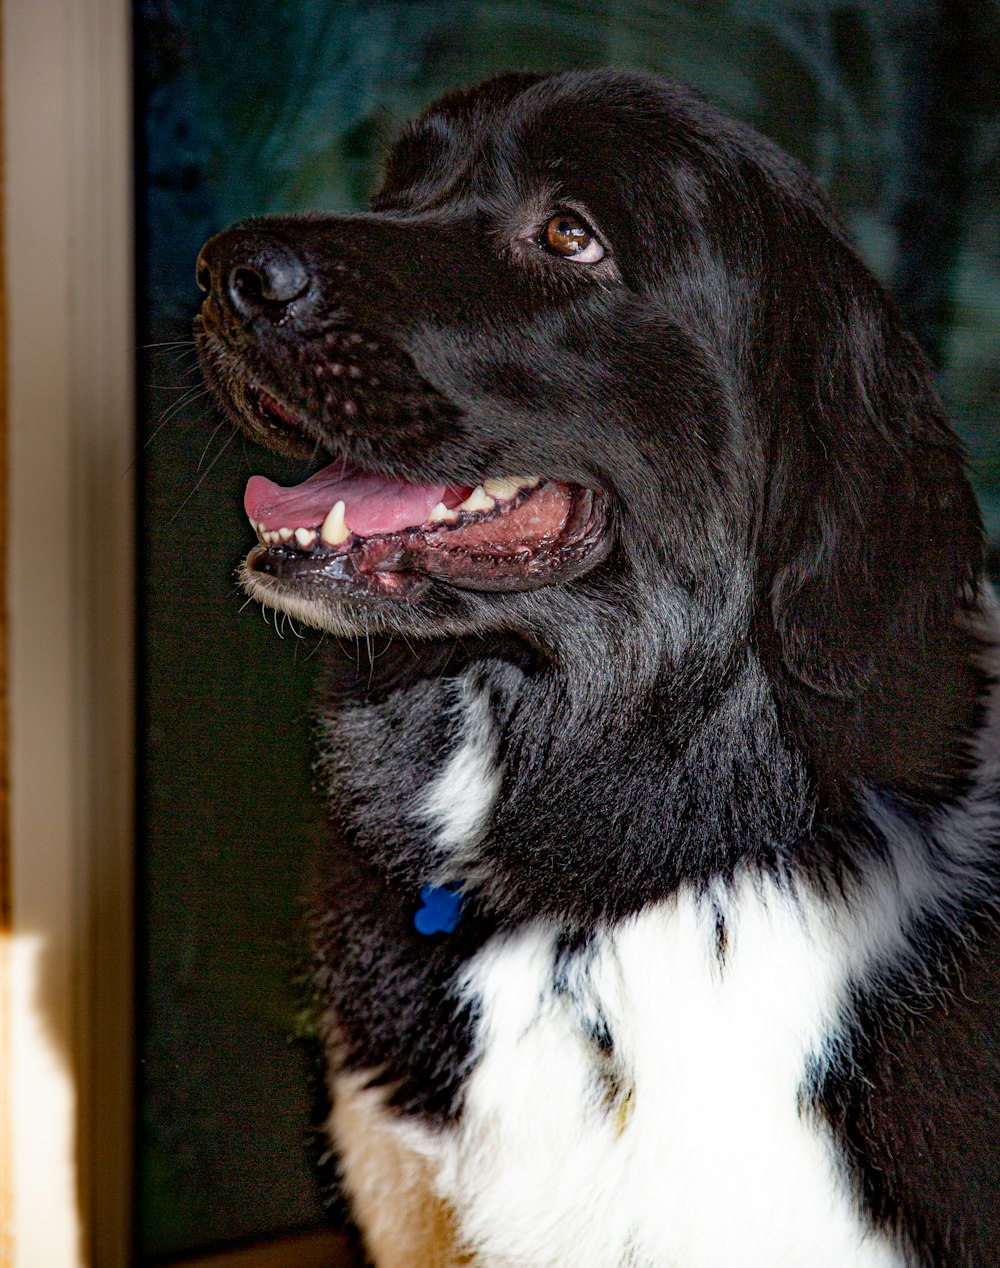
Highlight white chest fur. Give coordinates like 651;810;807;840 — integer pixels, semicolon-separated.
434;883;905;1268
334;878;909;1268
330;650;1000;1266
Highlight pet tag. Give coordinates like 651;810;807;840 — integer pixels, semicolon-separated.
414;883;464;935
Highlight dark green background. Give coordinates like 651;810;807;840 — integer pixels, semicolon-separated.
138;1;1000;1258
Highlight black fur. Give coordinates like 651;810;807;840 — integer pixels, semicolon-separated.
196;70;1000;1263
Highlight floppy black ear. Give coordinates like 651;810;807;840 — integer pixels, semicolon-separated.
765;279;982;700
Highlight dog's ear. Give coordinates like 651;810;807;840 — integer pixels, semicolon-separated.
764;276;982;700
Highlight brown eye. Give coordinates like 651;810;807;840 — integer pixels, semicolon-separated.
542;214;605;263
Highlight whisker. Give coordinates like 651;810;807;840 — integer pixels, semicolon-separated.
140;404;212;458
127;400;214;475
159;381;211;419
365;630;376;691
169;428;238;523
147;362;203;388
197;416;229;472
301;631;328;661
144;385;212;448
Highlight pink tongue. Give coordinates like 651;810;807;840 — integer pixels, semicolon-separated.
245;462;470;537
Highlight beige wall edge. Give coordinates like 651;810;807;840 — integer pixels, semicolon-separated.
4;0;135;1263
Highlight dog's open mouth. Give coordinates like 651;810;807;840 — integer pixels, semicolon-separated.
244;456;608;600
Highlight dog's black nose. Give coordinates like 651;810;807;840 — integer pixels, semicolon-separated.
196;228;310;319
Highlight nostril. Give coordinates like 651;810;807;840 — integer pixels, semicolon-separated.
229;265;266;306
225;250;310;316
197;229;311;319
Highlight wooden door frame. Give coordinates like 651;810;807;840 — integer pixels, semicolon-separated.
3;0;135;1262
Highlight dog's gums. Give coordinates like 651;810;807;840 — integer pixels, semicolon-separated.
244;461;608;596
199;371;613;607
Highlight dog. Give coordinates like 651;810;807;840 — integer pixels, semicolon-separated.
194;69;1000;1267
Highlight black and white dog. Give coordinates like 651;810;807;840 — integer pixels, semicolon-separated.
195;70;1000;1267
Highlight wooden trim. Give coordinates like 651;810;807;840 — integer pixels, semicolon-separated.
163;1229;357;1268
0;9;9;1265
3;0;134;1263
0;3;7;939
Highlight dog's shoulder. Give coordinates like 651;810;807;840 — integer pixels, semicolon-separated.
818;602;1000;1264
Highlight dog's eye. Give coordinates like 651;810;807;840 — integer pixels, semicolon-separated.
542;214;605;263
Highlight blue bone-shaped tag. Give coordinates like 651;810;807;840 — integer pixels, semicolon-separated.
414;884;464;935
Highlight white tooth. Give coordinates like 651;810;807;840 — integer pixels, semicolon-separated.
459;486;496;513
428;501;459;524
294;527;317;550
278;526;294;543
320;500;350;546
482;476;538;500
264;530;277;545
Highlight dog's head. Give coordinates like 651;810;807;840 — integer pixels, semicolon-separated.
196;69;983;803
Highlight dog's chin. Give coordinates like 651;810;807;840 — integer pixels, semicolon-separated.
239;564;421;637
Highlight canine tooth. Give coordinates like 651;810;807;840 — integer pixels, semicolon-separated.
482;476;538;500
459;486;496;513
295;527;317;549
320;500;350;546
278;527;294;543
428;501;460;524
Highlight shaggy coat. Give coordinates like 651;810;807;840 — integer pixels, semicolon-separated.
196;70;1000;1266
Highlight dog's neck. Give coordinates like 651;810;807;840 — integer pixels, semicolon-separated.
319;632;805;926
318;600;988;928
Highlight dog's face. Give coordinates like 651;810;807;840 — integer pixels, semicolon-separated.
196;70;981;789
195;75;763;651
